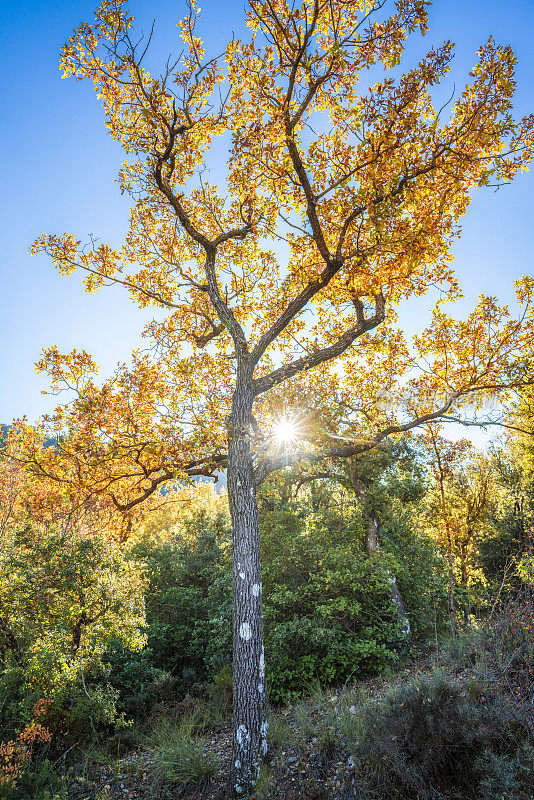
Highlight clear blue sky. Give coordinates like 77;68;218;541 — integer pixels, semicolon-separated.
1;0;533;424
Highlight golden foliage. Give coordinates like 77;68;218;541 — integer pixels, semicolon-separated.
20;0;534;506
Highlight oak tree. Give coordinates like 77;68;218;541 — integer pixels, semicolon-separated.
22;0;534;791
0;450;147;734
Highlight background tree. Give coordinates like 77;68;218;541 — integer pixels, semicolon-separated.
421;431;495;628
16;0;534;791
291;440;426;634
476;394;534;585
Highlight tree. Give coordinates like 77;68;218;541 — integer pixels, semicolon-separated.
422;430;494;628
291;441;426;635
20;0;534;792
0;452;147;737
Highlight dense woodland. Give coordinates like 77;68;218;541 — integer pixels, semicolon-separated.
3;404;534;798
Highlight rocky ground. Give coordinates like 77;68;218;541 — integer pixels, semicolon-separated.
66;723;348;800
65;690;388;800
63;653;443;800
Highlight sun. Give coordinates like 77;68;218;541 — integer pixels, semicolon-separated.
272;416;299;444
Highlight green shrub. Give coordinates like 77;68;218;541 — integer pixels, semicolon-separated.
13;757;69;800
100;485;447;714
379;512;449;640
133;491;407;707
352;674;534;800
0;522;146;739
132;491;232;690
102;643;175;719
261;506;401;702
473;582;534;711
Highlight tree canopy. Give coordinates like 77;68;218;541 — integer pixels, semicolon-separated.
25;0;534;509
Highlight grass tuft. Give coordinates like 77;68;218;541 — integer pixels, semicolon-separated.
147;715;218;787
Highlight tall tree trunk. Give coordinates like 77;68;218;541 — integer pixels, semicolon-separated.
445;533;457;639
364;516;411;636
226;384;268;796
347;466;410;636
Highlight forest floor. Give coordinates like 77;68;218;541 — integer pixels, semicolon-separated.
64;651;440;800
67;709;350;800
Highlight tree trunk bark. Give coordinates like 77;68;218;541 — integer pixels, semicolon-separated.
364;517;410;636
347;466;410;636
226;383;268;797
443;528;458;639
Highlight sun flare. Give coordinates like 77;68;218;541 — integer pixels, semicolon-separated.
273;416;299;444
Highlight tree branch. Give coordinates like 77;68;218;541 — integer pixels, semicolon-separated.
253;387;463;485
250;258;346;365
109;453;227;512
253;292;385;395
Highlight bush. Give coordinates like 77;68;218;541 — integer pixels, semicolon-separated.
130;489;407;707
379;512;449;640
96;484;448;714
475;578;534;716
260;505;402;702
0;523;146;740
132;489;232;690
352;673;534;800
102;643;175;719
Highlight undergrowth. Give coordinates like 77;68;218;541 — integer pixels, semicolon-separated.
146;715;218;787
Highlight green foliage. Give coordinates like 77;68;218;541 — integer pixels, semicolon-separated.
5;440;534;795
474;581;534;710
352;673;534;800
131;488;232;691
130;485;403;708
11;756;69;800
122;482;448;707
476;443;534;595
101;644;174;719
0;522;146;739
379;512;449;639
260;504;400;703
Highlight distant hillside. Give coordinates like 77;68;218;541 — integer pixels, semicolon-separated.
0;423;58;450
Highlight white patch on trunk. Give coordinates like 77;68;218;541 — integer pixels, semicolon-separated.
236;724;250;748
252;583;260;597
258;683;264;694
234;760;241;769
249;487;254;496
259;645;265;677
239;571;246;580
260;720;269;755
239;622;252;640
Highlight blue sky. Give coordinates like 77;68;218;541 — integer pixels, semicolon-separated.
1;0;534;425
